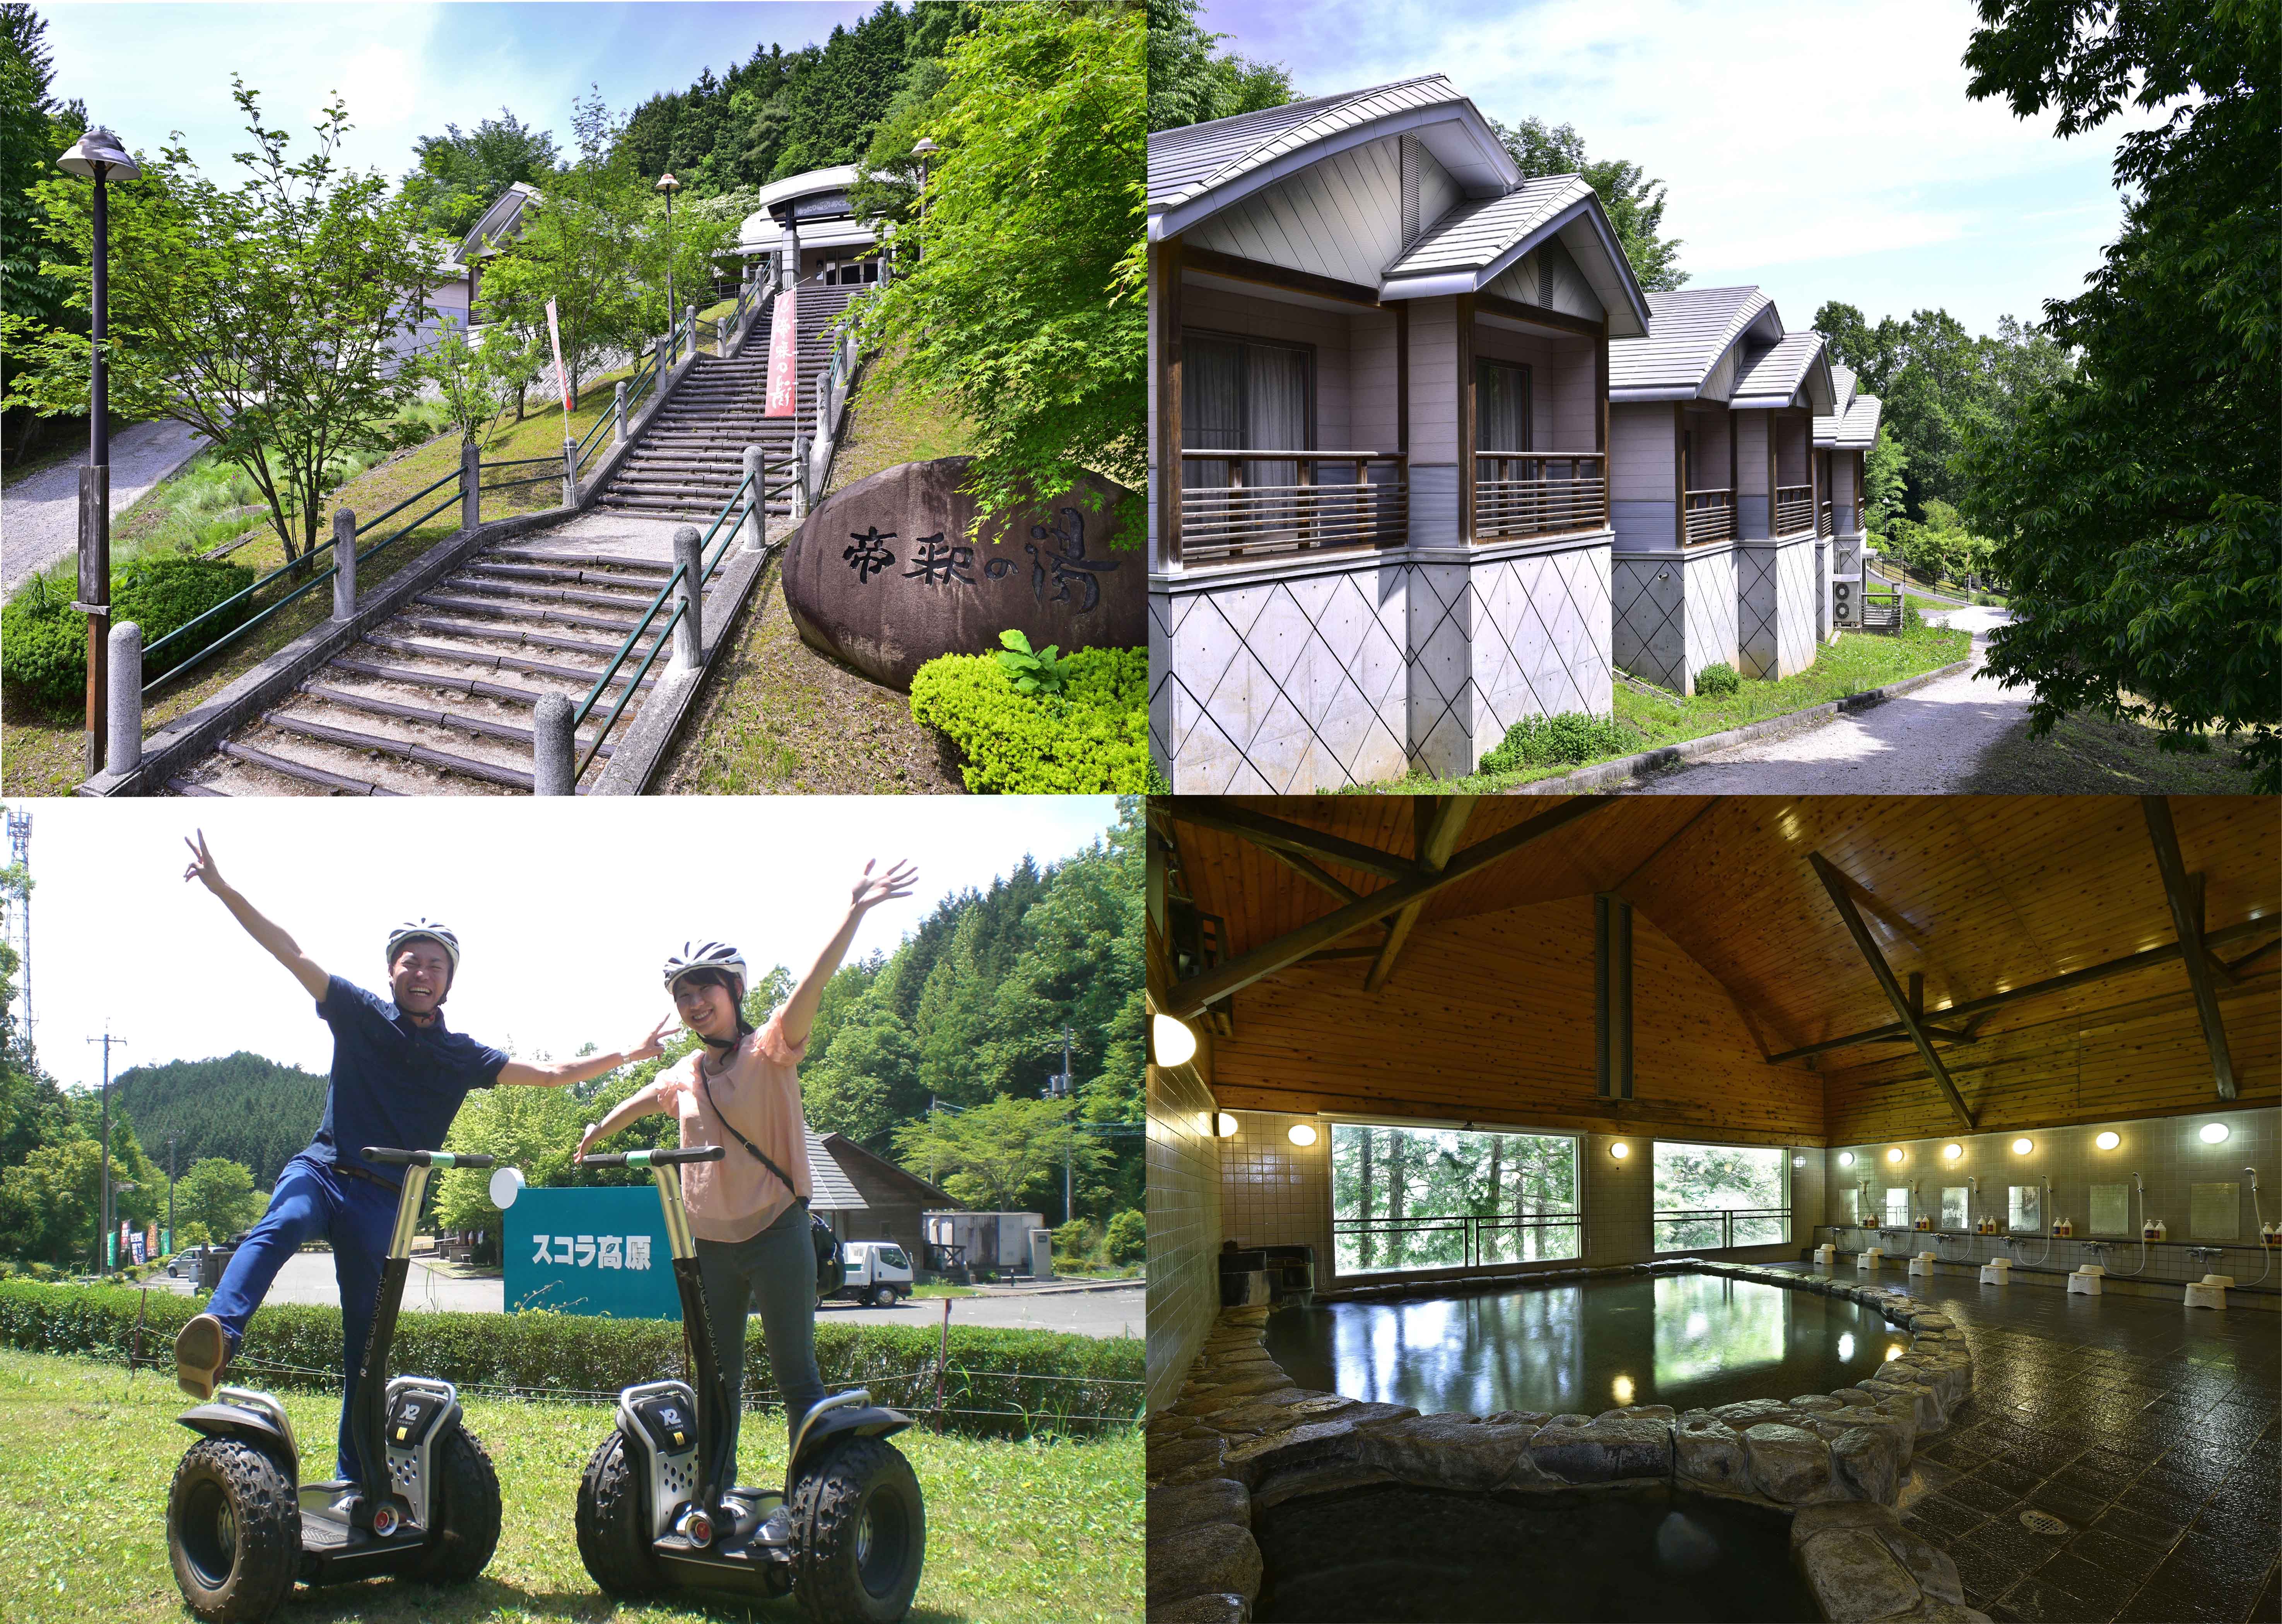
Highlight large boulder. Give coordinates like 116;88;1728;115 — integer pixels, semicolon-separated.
782;457;1141;691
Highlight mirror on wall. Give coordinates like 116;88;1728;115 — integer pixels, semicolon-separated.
1941;1187;1968;1230
2009;1184;2041;1232
2090;1184;2130;1235
1840;1187;1861;1224
2190;1183;2239;1240
1884;1188;1911;1227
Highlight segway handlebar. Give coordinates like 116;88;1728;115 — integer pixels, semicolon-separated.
581;1145;726;1168
362;1148;496;1169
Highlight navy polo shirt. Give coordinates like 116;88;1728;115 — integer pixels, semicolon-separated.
306;975;509;1184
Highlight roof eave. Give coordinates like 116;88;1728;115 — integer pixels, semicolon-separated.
1609;385;1704;402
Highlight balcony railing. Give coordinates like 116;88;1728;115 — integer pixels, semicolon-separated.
1775;484;1815;536
1178;450;1407;565
1652;1207;1792;1254
1333;1212;1582;1275
1684;488;1735;545
1474;452;1607;541
1818;498;1834;538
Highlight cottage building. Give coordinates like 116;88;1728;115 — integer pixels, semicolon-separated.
737;165;883;291
821;1131;958;1266
1606;287;1835;693
1814;363;1884;631
1148;77;1651;792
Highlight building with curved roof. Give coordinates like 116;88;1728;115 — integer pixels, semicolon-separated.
736;164;884;290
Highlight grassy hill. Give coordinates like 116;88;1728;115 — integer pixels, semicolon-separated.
107;1053;325;1185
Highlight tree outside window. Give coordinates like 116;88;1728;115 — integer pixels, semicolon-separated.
1330;1123;1578;1276
1652;1141;1789;1252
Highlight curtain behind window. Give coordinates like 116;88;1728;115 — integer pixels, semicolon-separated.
1183;335;1243;491
1476;360;1531;478
1247;343;1308;494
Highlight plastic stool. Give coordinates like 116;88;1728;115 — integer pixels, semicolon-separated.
2068;1266;2104;1296
1908;1251;1937;1277
1857;1248;1884;1272
1980;1258;2011;1286
2184;1274;2232;1310
1815;1245;1836;1268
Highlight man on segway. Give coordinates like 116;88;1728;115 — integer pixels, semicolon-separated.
172;829;675;1481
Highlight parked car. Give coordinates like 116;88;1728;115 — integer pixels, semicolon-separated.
823;1241;915;1308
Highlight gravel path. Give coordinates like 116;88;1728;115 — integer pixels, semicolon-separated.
2;419;208;596
1629;607;2027;794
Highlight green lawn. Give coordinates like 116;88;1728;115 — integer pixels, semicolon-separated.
1957;709;2264;794
0;1346;1139;1624
1359;623;1972;793
0;372;640;797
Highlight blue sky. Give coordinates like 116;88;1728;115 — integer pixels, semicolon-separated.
40;3;883;193
1197;0;2156;337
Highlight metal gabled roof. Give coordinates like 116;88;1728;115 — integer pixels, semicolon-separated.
449;181;540;267
1148;75;1514;239
1828;362;1858;415
806;1128;867;1212
1817;388;1881;450
1731;329;1834;412
1607;285;1775;399
1380;176;1649;335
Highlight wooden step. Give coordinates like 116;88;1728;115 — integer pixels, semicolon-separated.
361;634;658;691
416;592;643;634
395;616;662;661
258;713;534;791
483;547;674;576
299;684;615;758
216;740;404;796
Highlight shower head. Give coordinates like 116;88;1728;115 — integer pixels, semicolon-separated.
2247;1167;2260;1192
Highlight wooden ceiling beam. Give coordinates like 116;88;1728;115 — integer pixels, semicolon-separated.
1762;913;2277;1064
1809;851;1977;1130
1169;803;1423;881
1163;797;1617;1018
1264;844;1365;907
2141;795;2238;1100
1363;796;1476;992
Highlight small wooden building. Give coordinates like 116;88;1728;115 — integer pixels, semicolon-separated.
820;1132;955;1265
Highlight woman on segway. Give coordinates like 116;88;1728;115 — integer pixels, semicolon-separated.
576;858;917;1540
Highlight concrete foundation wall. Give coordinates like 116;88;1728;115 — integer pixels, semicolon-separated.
1613;541;1739;693
1737;534;1817;679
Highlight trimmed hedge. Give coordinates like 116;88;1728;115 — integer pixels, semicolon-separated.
0;1281;1140;1438
910;644;1148;792
1;554;257;710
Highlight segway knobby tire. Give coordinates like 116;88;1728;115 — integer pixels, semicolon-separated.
791;1436;925;1623
574;1428;665;1597
410;1423;502;1585
167;1436;302;1623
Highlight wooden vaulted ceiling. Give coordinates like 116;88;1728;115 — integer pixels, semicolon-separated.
1155;796;2280;1143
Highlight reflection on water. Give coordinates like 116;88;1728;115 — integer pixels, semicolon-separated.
1264;1272;1888;1416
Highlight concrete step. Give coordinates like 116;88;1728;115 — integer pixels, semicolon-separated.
217;740;407;795
482;547;675;577
436;576;658;612
296;682;615;760
393;615;664;662
416;592;646;635
257;710;540;793
360;633;657;693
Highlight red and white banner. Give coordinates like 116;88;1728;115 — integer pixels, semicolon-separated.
545;297;571;415
763;280;798;418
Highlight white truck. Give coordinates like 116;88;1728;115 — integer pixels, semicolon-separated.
823;1240;916;1308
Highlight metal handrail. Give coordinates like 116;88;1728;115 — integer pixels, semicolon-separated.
1332;1211;1582;1272
1652;1206;1792;1254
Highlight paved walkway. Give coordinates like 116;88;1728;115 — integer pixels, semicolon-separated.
249;1251;1140;1339
2;419;208;596
1630;607;2027;794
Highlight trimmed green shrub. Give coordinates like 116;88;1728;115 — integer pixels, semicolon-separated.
1;555;257;711
1478;711;1635;775
1694;661;1742;696
911;644;1148;792
1104;1208;1146;1265
0;1280;1139;1436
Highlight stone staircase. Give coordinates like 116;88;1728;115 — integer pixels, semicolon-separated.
596;275;859;524
164;276;860;796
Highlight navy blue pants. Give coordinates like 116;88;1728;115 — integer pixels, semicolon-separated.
206;1154;398;1479
695;1201;827;1488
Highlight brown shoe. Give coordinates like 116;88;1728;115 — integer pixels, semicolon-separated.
175;1313;229;1400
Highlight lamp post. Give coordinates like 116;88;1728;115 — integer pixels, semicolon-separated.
655;171;682;350
57;127;141;778
910;136;938;256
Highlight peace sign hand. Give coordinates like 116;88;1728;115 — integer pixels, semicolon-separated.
182;830;225;893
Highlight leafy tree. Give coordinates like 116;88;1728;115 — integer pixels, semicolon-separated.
888;1093;1102;1210
1862;421;1908;538
1957;0;2277;786
170;1156;260;1243
1331;1123;1578;1272
1496;117;1686;292
1145;0;1293;132
859;0;1145;538
0;2;84;464
417;317;526;451
399;107;560;239
0;81;440;565
106;1052;325;1186
0;1136;99;1263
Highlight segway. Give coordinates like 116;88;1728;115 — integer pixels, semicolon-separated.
166;1150;507;1622
574;1145;926;1621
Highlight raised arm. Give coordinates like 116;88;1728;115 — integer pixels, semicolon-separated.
575;1075;678;1161
779;860;918;1048
499;1014;677;1089
183;830;329;1003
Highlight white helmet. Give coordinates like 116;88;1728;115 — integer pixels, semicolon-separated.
385;919;461;975
663;940;746;995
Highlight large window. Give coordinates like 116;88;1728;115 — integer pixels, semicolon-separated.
1652;1142;1790;1253
1331;1123;1578;1276
1183;332;1314;490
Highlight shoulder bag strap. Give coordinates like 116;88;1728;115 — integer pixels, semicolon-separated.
697;1064;802;1201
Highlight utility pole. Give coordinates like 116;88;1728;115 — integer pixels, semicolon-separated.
86;1028;126;1271
3;808;30;1063
165;1133;178;1256
1043;1027;1077;1226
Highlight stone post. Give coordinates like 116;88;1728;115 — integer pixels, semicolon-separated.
105;620;141;774
741;444;765;551
717;316;729;356
613;381;628;445
460;439;480;531
532;693;575;796
791;434;810;524
563;437;578;509
671;525;703;675
331;507;357;621
683;303;696;363
655;335;669;387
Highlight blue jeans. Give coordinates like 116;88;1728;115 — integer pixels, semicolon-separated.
695;1201;827;1491
207;1154;398;1479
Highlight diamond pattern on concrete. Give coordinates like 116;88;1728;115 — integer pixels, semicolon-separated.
1613;557;1685;692
1777;537;1817;676
1683;547;1739;689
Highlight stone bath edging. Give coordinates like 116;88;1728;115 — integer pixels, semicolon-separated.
1145;1259;1988;1624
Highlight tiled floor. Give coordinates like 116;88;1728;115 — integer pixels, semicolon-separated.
1781;1266;2280;1623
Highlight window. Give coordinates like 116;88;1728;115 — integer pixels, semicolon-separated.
1184;332;1314;492
1331;1123;1578;1275
878;1247;908;1270
1883;1188;1911;1228
1652;1142;1789;1252
1476;359;1533;459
